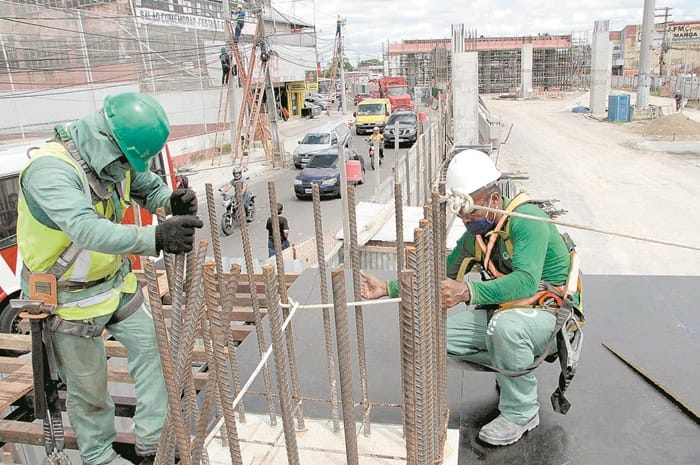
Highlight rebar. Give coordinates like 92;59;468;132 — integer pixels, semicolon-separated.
262;265;300;465
413;226;435;465
143;260;192;465
394;183;405;272
312;183;341;433
233;181;277;425
421;210;439;456
346;185;371;436
202;263;243;465
180;241;211;465
433;189;449;458
267;181;304;429
224;265;246;421
330;267;359;465
205;183;242;391
399;268;417;465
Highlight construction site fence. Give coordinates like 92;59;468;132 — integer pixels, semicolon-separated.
611;75;700;100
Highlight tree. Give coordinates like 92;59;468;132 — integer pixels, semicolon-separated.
322;57;353;77
358;58;382;67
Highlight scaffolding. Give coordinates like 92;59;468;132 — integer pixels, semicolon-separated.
385;35;576;95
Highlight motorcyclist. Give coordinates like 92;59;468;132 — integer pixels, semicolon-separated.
369;126;384;165
220;165;251;216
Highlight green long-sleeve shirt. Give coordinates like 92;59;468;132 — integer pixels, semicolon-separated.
21;113;172;258
387;200;572;306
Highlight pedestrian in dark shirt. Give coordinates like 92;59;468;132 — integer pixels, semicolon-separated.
675;92;682;112
220;47;230;85
266;202;290;257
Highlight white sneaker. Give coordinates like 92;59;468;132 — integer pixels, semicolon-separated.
478;413;539;446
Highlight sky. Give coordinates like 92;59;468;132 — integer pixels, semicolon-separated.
274;0;700;66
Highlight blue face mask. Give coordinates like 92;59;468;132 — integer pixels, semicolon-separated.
464;216;495;235
463;192;497;235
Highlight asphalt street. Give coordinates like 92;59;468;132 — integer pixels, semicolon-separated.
193;128;411;262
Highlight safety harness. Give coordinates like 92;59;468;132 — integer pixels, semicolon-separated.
456;192;584;415
20;126;143;338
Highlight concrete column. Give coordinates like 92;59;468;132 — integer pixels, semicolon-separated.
452;52;479;147
521;44;533;99
589;20;611;115
636;0;656;108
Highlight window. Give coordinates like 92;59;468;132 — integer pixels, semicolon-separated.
0;176;20;249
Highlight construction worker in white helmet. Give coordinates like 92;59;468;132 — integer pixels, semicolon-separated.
361;149;582;446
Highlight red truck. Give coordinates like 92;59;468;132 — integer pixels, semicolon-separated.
378;77;414;112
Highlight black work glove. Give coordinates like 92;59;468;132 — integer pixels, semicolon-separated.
170;189;198;216
155;216;203;254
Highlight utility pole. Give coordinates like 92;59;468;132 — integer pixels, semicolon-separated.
338;16;347;113
257;0;284;167
655;6;672;78
222;0;237;154
636;0;656;109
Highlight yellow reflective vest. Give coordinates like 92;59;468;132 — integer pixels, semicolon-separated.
17;142;138;320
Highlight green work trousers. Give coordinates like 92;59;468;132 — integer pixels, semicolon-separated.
446;307;556;425
51;303;167;465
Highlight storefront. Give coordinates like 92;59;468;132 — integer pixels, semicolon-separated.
286;81;307;117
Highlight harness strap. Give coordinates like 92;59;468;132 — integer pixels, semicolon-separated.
55;126;111;201
47;288;144;338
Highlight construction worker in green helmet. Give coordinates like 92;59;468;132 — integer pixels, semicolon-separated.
16;92;203;465
220;46;231;85
361;149;583;446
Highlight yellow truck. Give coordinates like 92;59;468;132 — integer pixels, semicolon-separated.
353;98;391;135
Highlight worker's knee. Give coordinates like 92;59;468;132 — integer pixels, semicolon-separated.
486;310;529;346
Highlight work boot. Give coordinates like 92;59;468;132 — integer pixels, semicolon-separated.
478;413;539;446
86;454;136;465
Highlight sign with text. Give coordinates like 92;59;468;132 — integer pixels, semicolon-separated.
135;7;225;32
668;23;700;42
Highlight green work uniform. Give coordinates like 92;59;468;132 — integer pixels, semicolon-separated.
387;199;575;425
17;112;171;465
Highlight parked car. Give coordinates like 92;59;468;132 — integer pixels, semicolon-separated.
303;101;322;118
353;93;371;105
305;94;329;110
383;110;418;147
293;121;351;169
293;148;366;199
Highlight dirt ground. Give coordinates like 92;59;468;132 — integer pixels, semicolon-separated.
484;91;700;275
627;112;700;140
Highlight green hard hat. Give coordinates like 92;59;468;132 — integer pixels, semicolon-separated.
221;47;226;52
103;92;170;172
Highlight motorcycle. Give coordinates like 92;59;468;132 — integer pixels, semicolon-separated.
220;192;256;236
366;139;383;170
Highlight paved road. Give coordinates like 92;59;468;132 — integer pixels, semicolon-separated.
195;131;411;261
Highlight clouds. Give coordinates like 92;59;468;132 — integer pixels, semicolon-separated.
276;0;700;65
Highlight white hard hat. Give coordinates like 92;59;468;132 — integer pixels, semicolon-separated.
445;149;501;196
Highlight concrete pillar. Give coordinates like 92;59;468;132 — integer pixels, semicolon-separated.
589;20;611;115
636;0;656;108
521;44;533;99
452;52;479;147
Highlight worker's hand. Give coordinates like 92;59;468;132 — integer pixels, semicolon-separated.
156;216;203;254
170;189;198;216
360;271;388;299
440;279;470;309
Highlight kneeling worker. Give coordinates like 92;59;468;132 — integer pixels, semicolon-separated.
361;149;582;446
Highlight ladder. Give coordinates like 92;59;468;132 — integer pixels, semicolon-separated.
224;18;273;169
325;24;343;103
